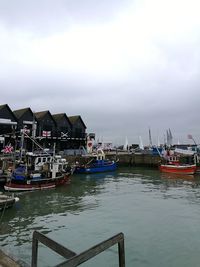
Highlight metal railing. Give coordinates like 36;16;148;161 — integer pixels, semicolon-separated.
31;231;125;267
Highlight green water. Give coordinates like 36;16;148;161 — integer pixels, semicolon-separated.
1;167;200;267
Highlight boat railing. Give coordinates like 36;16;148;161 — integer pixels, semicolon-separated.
31;230;125;267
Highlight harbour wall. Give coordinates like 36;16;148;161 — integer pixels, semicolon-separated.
64;152;161;167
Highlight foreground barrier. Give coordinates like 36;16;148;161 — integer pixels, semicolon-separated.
31;231;125;267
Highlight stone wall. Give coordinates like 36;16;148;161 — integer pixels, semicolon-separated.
64;152;161;167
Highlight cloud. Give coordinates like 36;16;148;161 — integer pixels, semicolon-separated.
1;0;200;145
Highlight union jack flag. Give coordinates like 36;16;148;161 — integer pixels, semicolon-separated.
2;145;13;153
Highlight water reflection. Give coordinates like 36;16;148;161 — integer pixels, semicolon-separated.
160;172;195;181
0;174;115;246
1;167;200;263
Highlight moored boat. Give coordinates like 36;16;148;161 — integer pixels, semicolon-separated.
159;164;197;175
4;153;72;191
159;153;197;175
74;149;117;174
0;193;19;210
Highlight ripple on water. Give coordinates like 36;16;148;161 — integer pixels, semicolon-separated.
1;167;200;267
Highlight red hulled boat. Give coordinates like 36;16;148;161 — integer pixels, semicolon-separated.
159;155;197;175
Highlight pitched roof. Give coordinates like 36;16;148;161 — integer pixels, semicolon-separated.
52;113;72;127
0;104;7;111
52;113;65;121
0;104;18;121
68;115;86;129
13;107;32;119
34;111;49;120
34;110;56;125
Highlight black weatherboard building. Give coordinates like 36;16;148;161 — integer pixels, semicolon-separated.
52;113;72;151
0;104;87;152
68;115;87;149
34;110;57;149
0;104;17;150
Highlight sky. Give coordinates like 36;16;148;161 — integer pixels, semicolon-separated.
1;0;200;146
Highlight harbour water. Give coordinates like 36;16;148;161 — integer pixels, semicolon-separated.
1;167;200;267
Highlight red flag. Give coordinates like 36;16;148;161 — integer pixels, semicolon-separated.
42;131;51;137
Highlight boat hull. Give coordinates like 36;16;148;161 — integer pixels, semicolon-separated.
4;173;71;192
159;164;197;175
0;194;18;210
75;162;117;174
4;183;56;191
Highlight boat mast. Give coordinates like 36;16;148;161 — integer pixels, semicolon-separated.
32;115;37;152
20;128;25;161
148;127;152;148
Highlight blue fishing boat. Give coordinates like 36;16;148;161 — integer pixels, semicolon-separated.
74;149;117;174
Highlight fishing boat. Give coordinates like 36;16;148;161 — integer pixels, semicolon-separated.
4;129;73;191
4;152;72;192
74;149;117;174
159;155;197;175
0;192;19;211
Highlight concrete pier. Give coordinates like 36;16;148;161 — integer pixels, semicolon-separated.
64;152;161;167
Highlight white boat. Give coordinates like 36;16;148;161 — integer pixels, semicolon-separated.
0;192;19;210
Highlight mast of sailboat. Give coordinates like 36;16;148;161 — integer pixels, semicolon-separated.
139;136;144;150
149;127;152;148
124;136;128;151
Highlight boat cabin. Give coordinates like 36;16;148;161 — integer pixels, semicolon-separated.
25;152;53;171
167;155;180;165
94;149;106;161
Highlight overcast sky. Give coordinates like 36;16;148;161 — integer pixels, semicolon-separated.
1;0;200;146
